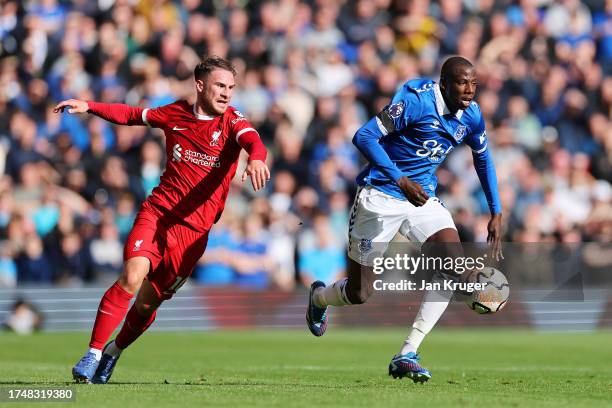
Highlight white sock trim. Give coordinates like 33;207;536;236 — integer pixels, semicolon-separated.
88;348;102;361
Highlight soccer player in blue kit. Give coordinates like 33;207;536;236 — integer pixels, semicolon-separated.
306;56;503;382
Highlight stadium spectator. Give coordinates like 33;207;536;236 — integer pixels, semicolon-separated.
90;221;123;282
194;215;239;286
231;215;274;290
16;233;52;283
54;230;93;284
298;212;346;286
0;241;17;288
2;298;44;335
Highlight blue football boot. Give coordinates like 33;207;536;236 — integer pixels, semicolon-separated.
388;352;432;383
306;281;328;337
72;352;100;383
91;341;121;384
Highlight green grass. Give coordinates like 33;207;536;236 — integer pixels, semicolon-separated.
1;329;611;407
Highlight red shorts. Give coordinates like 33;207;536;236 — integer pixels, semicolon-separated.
124;202;209;300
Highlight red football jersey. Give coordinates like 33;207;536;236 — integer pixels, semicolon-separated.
141;100;260;232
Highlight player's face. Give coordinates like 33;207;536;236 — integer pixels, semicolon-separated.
197;68;236;115
441;66;477;112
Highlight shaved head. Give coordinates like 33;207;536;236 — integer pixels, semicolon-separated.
440;56;474;82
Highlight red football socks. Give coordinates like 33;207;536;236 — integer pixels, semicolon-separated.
114;305;157;350
89;282;134;350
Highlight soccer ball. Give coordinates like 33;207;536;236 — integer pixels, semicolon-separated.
463;267;509;314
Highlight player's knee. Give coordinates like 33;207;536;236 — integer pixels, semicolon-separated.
119;258;151;294
118;275;140;295
118;269;144;294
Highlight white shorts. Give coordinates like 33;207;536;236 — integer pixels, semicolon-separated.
348;186;457;266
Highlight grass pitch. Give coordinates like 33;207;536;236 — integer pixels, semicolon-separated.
0;328;611;407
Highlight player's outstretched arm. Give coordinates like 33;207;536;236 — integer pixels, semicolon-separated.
54;99;146;126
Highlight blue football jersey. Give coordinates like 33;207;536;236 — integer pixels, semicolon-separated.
356;79;488;200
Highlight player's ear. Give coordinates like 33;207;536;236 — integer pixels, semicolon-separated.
195;79;205;92
439;78;446;92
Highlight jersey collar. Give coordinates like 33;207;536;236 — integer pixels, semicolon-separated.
433;83;464;120
192;104;215;120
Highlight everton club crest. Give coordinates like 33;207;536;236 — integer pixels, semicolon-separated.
453;125;467;142
359;238;373;254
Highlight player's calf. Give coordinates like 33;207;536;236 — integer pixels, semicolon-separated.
344;258;376;304
344;283;373;304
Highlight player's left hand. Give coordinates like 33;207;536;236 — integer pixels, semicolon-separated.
53;99;89;114
241;160;270;191
487;213;504;262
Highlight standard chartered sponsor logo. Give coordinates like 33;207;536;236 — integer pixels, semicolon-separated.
172;144;221;167
184;148;221;167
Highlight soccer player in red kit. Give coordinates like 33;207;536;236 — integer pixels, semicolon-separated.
55;56;270;384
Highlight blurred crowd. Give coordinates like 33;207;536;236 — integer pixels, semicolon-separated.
0;0;610;290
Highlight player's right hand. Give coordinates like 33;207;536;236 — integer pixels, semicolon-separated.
241;159;270;192
53;99;89;114
397;176;428;206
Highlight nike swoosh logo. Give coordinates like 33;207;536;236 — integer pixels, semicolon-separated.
99;309;113;316
173;126;188;131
